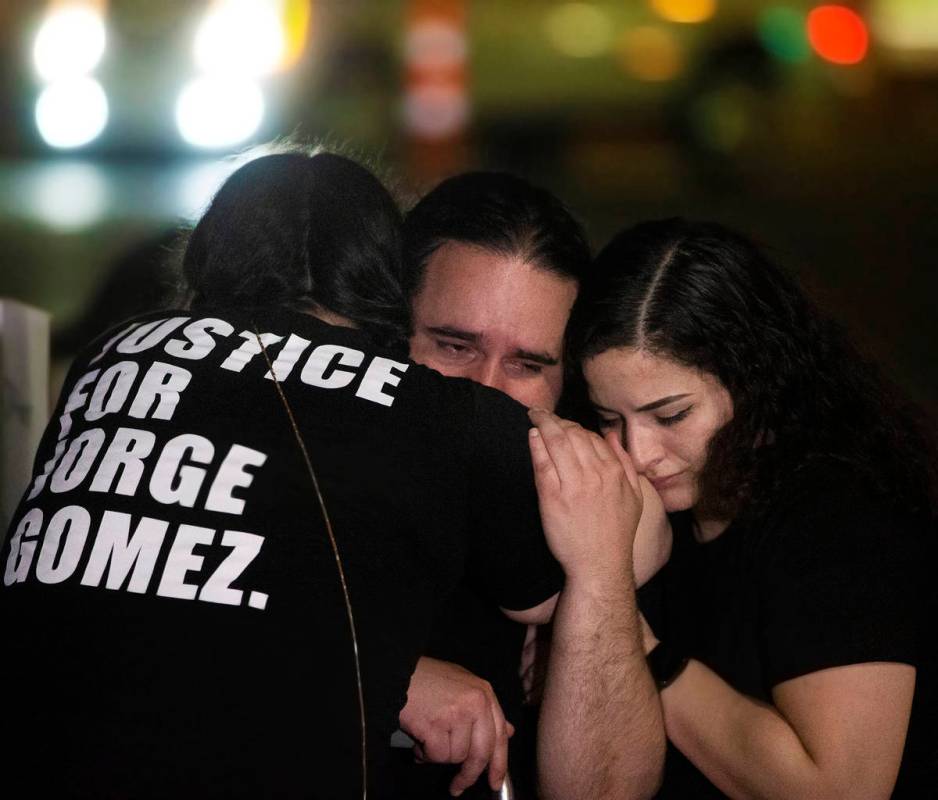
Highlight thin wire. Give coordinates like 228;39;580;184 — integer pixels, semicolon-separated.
253;325;367;799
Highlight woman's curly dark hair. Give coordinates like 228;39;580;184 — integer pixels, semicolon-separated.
567;218;938;522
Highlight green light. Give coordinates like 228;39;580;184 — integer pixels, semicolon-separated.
758;6;810;64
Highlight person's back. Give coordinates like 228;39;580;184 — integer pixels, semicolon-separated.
1;152;562;798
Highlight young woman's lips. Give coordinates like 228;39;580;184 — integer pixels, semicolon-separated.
649;473;682;491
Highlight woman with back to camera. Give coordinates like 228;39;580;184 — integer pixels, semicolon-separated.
0;148;589;799
558;218;937;798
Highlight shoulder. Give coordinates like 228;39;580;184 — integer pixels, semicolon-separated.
399;362;531;437
763;455;902;531
754;454;925;572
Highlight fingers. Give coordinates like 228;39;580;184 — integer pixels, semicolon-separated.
448;722;473;765
586;428;616;464
485;693;511;792
531;409;626;486
447;689;511;796
528;408;583;483
418;727;453;764
605;429;642;498
485;725;510;793
449;714;495;796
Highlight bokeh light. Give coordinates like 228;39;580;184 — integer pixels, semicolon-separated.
194;0;286;77
29;161;110;231
618;26;684;82
175;77;265;149
177;160;241;220
758;6;810;63
649;0;717;25
403;83;470;139
544;3;614;58
35;78;109;149
280;0;312;71
403;5;469;144
33;3;107;82
872;0;938;54
807;5;869;65
405;18;468;71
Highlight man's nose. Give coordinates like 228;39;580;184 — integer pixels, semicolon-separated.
469;358;506;394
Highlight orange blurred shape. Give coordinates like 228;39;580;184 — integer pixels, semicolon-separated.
618;25;684;82
807;5;869;65
649;0;716;25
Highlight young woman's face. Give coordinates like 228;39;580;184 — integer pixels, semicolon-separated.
583;347;734;512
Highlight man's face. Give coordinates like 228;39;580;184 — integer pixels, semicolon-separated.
409;241;577;411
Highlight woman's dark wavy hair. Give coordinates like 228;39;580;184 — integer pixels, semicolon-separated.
568;218;938;522
182;148;409;352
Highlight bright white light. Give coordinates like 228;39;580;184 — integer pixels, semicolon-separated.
33;4;107;82
35;78;109;149
30;161;109;231
194;0;285;77
176;77;265;149
177;160;240;220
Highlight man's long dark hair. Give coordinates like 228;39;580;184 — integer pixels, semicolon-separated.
402;171;591;302
182;149;409;351
568;218;937;522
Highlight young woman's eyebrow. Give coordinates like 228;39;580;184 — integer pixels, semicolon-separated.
635;394;691;413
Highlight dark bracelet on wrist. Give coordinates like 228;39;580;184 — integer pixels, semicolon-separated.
646;640;690;690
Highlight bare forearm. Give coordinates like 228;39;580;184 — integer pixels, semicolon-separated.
661;661;875;800
538;575;664;800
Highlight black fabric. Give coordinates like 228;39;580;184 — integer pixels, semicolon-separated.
639;458;937;798
388;585;534;800
0;306;563;799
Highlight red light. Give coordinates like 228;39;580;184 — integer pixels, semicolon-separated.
807;5;869;65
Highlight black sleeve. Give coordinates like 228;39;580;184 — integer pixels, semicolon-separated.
758;468;925;687
464;384;564;611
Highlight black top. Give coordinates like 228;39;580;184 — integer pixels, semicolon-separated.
640;457;937;798
389;585;534;799
0;307;563;799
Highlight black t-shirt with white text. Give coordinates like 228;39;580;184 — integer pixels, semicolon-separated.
1;306;563;799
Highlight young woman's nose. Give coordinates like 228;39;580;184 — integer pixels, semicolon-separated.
625;424;666;474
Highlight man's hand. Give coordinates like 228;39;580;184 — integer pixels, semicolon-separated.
399;657;514;796
527;408;643;586
632;477;672;587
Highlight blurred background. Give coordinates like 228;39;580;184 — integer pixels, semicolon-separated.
0;0;936;416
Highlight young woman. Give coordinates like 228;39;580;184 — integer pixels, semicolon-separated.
0;150;568;799
563;218;937;798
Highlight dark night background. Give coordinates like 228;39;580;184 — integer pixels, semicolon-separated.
1;0;936;418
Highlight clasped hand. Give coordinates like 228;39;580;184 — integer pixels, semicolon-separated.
527;408;644;587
